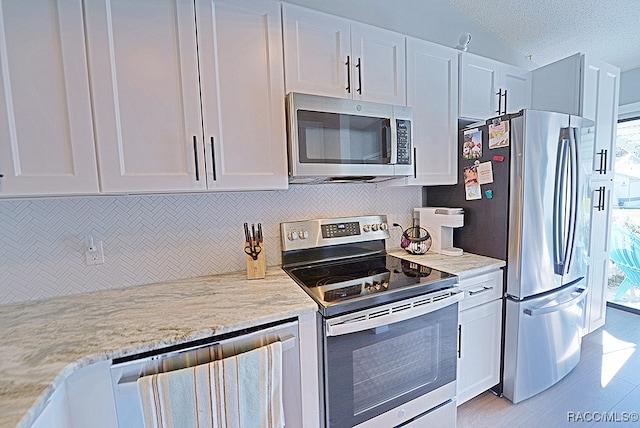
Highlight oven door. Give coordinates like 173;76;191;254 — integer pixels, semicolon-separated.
323;291;460;428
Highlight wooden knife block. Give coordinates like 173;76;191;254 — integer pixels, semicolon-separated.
246;241;266;280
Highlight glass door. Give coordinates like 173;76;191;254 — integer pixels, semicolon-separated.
608;116;640;311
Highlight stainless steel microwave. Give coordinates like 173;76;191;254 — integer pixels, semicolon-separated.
285;92;413;184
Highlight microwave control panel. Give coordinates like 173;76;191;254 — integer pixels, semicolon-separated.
396;119;411;165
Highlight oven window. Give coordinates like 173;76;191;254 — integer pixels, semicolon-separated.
325;303;457;427
297;110;391;164
352;325;439;415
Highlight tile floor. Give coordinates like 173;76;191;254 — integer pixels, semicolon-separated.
457;307;640;427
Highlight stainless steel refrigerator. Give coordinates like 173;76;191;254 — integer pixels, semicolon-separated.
427;109;594;403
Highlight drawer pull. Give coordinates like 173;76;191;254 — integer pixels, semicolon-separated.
468;286;493;296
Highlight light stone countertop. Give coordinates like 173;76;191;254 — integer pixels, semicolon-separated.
0;267;317;428
387;248;505;278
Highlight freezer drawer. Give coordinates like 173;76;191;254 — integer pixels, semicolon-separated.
503;283;587;403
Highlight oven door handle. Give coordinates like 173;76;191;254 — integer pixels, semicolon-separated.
325;292;462;337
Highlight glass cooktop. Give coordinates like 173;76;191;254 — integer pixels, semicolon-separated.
285;255;457;316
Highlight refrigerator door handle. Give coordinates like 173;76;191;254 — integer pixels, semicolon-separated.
564;128;579;273
523;287;587;317
553;133;570;275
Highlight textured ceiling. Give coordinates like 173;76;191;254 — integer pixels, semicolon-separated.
446;0;640;71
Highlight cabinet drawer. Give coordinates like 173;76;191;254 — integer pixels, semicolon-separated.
458;270;503;311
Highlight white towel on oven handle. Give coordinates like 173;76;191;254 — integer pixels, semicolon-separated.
137;340;284;428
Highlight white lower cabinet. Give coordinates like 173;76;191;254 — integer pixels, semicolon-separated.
31;361;117;428
457;270;503;405
30;382;71;428
583;181;613;334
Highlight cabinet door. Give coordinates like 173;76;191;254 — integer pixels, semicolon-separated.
501;63;531;114
282;3;351;99
85;0;206;193
405;37;458;185
459;53;500;120
457;299;502;405
584;181;613;334
530;53;582;116
197;0;287;190
31;382;71;428
582;56;620;179
350;22;406;105
0;0;98;196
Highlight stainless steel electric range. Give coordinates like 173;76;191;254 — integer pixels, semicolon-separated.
281;215;460;428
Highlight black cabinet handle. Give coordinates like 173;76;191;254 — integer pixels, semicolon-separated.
356;57;362;94
210;137;217;181
413;147;417;179
502;89;508;115
496;89;502;114
193;136;200;181
458;324;462;358
597;149;608;174
595;186;606;211
345;56;351;93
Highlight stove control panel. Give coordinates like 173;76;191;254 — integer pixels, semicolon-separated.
281;215;390;251
321;221;360;238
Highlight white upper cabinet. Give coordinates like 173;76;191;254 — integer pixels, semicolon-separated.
0;0;99;197
582;56;620;179
281;4;350;99
349;22;406;105
459;52;531;120
282;3;406;105
404;37;458;185
196;0;287;190
85;0;287;193
531;53;620;178
84;0;205;193
501;63;531;114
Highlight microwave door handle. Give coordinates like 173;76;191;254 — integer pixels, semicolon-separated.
383;123;393;163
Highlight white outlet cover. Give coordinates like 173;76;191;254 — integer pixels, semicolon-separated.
85;241;105;265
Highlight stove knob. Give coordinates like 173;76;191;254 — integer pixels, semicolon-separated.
382;281;389;289
379;222;388;231
371;224;379;231
364;282;372;292
363;224;371;232
374;281;381;290
288;230;299;241
299;230;309;239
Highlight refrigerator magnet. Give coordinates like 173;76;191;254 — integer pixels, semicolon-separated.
463;165;482;200
488;120;509;149
462;128;482;159
476;161;494;184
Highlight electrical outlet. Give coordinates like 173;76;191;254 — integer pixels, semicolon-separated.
84;236;105;265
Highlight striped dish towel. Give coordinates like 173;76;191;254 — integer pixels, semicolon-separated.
137;341;284;428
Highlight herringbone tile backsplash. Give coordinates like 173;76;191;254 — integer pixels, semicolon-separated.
0;184;422;305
